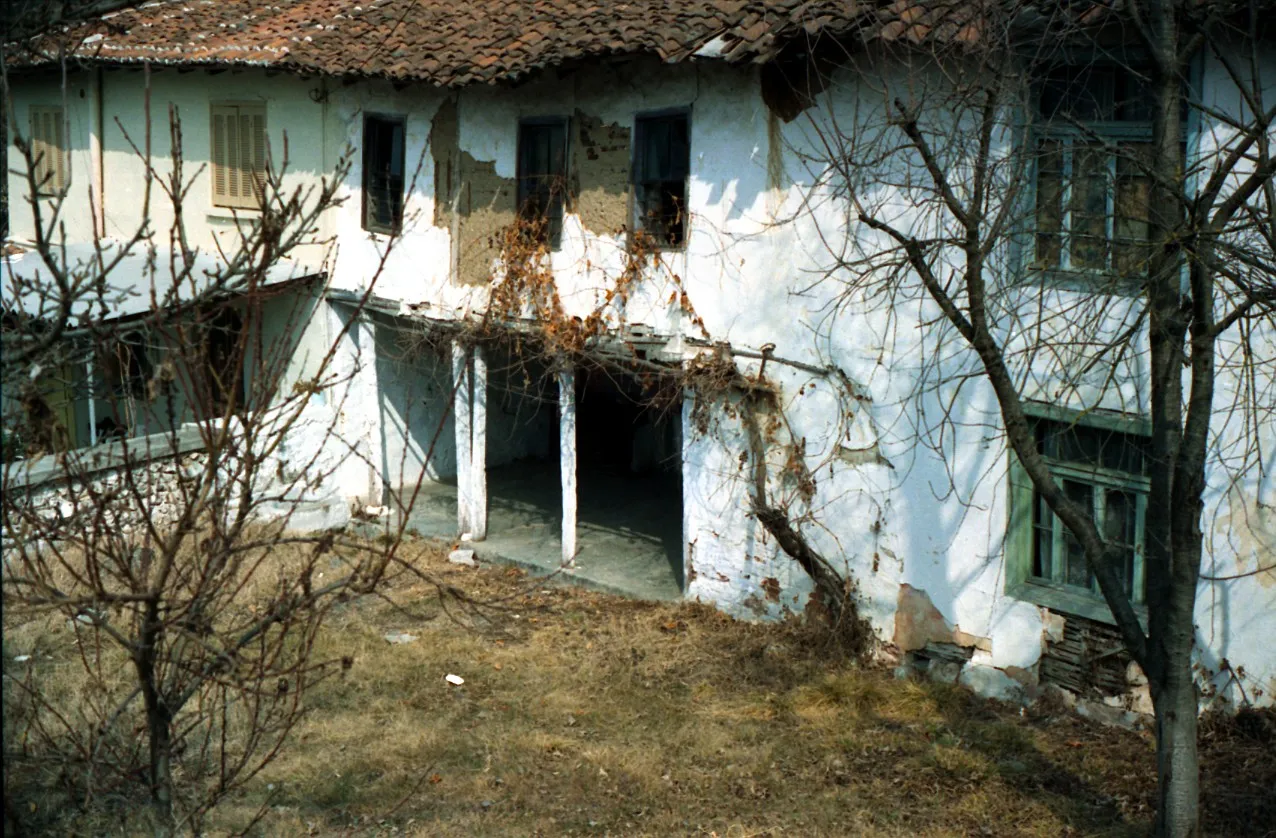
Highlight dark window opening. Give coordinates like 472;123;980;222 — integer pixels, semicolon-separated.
633;112;690;249
201;307;246;417
363;115;405;234
516;118;569;249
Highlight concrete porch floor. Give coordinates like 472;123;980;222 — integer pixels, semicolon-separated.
395;462;684;601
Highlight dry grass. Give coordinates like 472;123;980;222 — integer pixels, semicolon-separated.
6;540;1275;837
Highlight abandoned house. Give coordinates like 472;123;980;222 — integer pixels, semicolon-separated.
3;0;1274;714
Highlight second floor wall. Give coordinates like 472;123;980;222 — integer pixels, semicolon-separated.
6;67;332;272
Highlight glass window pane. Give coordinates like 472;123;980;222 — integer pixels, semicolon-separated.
1104;489;1138;595
1113;144;1151;276
1062;480;1095;588
1033;493;1053;580
1070;146;1109;269
1035;139;1063;267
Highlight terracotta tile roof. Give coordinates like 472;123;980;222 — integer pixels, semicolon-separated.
7;0;975;85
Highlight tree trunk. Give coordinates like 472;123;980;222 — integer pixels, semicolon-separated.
1152;655;1201;838
144;690;175;836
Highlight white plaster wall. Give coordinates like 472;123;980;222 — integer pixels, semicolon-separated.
5;69;99;243
97;69;330;270
313;52;1272;705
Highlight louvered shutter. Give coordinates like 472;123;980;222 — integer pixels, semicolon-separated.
211;107;229;201
211;103;266;209
29;106;66;196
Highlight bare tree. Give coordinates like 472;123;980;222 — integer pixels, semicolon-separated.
781;2;1275;835
0;66;435;834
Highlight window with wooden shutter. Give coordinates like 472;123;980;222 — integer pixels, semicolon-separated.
29;105;67;196
210;103;267;209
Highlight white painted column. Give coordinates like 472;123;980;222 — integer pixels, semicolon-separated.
452;340;472;537
85;356;98;446
558;365;577;566
470;344;488;541
356;315;385;507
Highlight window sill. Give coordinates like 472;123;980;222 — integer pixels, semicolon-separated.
207;206;263;222
1008;580;1148;629
1018;267;1145;296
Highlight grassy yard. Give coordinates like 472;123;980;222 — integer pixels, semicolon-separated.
6;541;1274;836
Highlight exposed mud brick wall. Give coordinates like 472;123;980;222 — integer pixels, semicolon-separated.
455;152;517;286
430;99;517;286
430;98;459;229
571;110;631;236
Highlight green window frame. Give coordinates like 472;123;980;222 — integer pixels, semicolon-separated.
1031;65;1156;277
1005;405;1150;623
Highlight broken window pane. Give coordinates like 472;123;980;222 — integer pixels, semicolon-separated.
517;119;568;249
363;115;405;233
634;112;690;248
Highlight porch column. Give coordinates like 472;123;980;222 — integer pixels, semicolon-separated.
452;340;472;537
470;344;488;541
558;365;577;566
85;357;98;446
356;314;385;507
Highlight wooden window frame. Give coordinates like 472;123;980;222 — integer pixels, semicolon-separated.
29;105;68;197
516;116;570;250
210;102;267;210
632;109;691;250
362;114;406;234
1005;404;1151;625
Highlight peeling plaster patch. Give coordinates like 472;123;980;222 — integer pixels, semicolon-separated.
430;98;517;286
894;584;991;653
430;98;458;229
761;576;781;602
455;150;516;286
954;629;992;654
571;109;631;236
893;584;954;651
1041;608;1067;645
765;107;786;197
835;443;893;469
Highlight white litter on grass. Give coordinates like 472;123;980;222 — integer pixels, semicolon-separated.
384;632;418;645
445;673;465;686
448;548;477;567
12;655;31;663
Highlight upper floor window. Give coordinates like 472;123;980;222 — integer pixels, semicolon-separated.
29;105;67;197
210;103;266;210
1032;67;1155;276
633;111;690;249
363;115;405;234
516;118;569;249
1009;411;1150;614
